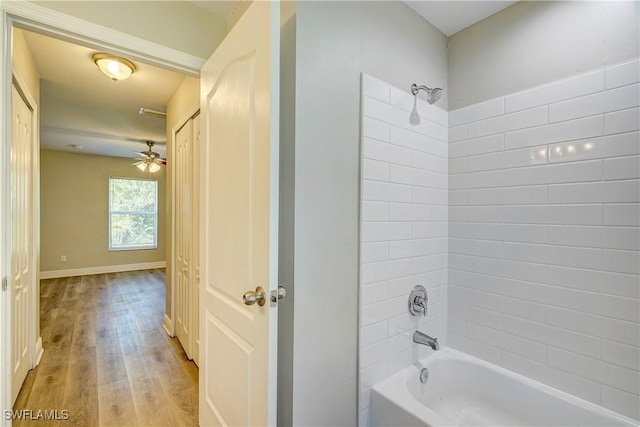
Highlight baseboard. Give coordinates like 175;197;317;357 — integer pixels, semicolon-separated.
40;261;166;279
163;314;174;337
34;337;44;367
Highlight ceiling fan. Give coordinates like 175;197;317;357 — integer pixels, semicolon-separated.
132;140;166;173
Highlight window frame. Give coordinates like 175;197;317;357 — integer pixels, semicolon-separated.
108;176;158;251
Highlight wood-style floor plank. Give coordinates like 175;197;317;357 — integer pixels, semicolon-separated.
13;269;198;427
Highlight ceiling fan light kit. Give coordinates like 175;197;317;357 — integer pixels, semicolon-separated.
132;140;166;173
92;52;136;81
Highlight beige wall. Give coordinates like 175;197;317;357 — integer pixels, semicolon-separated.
165;76;199;315
40;150;166;272
448;1;640;109
31;1;228;59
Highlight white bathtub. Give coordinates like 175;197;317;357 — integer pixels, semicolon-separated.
370;348;638;427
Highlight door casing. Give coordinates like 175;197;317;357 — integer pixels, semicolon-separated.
0;2;203;423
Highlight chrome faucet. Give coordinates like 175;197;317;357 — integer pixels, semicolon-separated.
413;330;439;351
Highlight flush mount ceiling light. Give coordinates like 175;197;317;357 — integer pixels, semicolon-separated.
92;53;136;81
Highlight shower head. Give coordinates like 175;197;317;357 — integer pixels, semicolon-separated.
411;84;444;105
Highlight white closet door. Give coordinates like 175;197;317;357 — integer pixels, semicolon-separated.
192;113;201;366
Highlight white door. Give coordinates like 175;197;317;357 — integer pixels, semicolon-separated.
192;112;201;367
199;1;280;426
11;83;33;404
175;120;193;358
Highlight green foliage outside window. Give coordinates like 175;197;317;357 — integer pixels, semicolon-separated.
109;178;157;250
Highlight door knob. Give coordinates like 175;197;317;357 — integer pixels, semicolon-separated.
243;286;266;306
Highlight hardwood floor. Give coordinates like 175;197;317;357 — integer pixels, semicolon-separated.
13;269;198;427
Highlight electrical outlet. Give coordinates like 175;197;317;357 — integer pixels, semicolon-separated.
60;255;67;262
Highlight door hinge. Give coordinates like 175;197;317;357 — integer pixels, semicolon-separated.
2;276;7;291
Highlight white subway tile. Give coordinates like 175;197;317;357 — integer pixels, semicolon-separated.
389;85;416;112
466;288;503;313
502;224;548;243
466;223;502;241
547;306;639;346
389;203;433;222
467;146;547;173
549;132;640;165
450;169;503;190
450;134;504;158
413;221;447;238
504;204;602;225
448;333;502;366
468;106;549;139
449;190;467;206
503;259;547;283
362;74;390;102
362;180;411;203
450;98;505;126
390;126;446;157
359;360;388;389
449;221;467;238
500;296;546;323
412;186;448;205
606;59;640;89
359;388;371;412
504;159;602;186
363;116;391;142
361;295;407;324
361;243;389;263
505;70;605;113
501;279;550;305
547;265;640;299
602;340;640;371
360;321;388;348
362;201;389;221
362;159;389;182
467;321;502;344
549;84;640;123
548;225;640;251
411;168;448;189
604;203;639;226
501;315;545;342
601;249;640;274
546;327;601;359
601;385;640;420
449;157;467;174
466;188;502;205
501;331;547;362
548;180;639;204
449;124;467;142
363;138;412;166
605;107;640;135
413;117;448;142
548;347;639;395
363;96;411;130
413;151;447;174
431;106;448;127
604;156;640;180
388;164;412;185
362;222;412;243
505;116;604;150
360;338;389;369
502;351;601;404
503;242;548;264
501;185;548;205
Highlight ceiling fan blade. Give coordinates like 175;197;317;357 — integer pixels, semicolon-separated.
132;160;146;166
152;158;167;165
135;151;149;158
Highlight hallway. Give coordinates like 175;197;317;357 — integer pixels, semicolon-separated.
13;270;198;426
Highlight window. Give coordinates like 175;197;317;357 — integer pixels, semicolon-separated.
109;177;158;250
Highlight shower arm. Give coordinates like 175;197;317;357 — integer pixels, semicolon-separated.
411;84;431;95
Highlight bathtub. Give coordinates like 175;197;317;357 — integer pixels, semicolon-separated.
370;348;638;427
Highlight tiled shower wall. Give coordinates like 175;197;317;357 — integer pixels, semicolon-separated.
448;59;640;420
358;74;448;423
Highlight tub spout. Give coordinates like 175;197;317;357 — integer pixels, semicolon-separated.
413;330;439;351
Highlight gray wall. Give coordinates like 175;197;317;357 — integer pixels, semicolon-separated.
292;2;447;425
448;1;640;109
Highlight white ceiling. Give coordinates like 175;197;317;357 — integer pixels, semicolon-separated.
404;1;518;36
23;30;187;159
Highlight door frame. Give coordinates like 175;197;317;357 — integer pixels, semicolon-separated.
166;103;199;344
0;2;204;423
